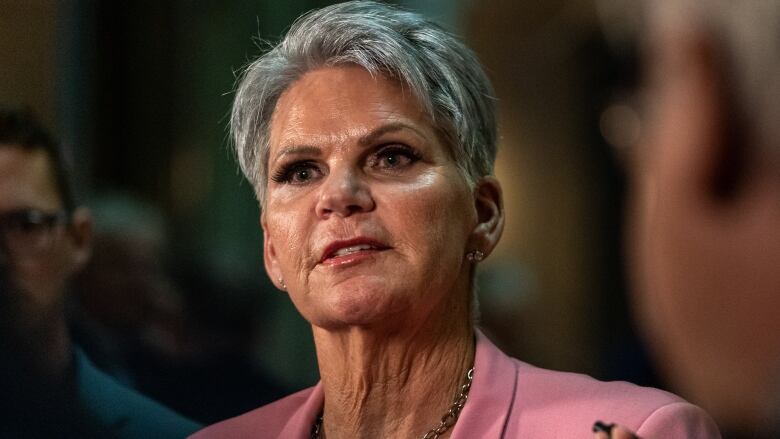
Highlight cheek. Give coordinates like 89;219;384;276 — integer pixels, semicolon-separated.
382;174;473;262
266;210;310;269
11;251;70;303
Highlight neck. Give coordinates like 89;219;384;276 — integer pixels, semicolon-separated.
313;313;474;439
34;313;72;378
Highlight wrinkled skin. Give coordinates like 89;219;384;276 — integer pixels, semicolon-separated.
259;65;505;438
261;66;489;333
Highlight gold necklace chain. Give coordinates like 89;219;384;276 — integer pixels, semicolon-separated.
311;367;474;439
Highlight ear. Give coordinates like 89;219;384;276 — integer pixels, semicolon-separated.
470;176;505;257
647;29;746;204
261;215;286;292
67;207;93;270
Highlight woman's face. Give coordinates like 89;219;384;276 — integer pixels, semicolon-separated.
262;65;479;330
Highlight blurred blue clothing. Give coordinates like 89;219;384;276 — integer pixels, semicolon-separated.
75;348;201;438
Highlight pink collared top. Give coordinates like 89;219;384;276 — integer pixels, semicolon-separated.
191;330;721;438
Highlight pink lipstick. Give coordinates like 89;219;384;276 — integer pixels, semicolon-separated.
320;237;389;266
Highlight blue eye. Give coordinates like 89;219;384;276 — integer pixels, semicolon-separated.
373;145;420;170
271;161;323;185
292;167;313;182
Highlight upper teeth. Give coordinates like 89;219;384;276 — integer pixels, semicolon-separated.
332;244;375;257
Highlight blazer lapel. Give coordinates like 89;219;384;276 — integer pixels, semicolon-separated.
279;382;325;438
450;329;518;439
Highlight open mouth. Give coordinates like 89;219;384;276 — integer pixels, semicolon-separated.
331;244;379;257
320;238;390;264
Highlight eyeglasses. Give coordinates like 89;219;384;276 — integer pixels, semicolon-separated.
0;209;70;259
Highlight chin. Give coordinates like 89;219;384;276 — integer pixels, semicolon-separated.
309;280;408;329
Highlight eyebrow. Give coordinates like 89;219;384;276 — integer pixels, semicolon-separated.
273;122;428;162
274;145;322;161
357;122;428;147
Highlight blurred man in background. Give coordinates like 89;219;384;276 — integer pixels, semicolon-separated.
0;108;200;438
598;1;780;437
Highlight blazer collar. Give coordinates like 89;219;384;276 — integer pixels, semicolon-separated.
279;381;324;437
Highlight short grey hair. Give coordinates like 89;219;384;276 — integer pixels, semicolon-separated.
231;0;497;205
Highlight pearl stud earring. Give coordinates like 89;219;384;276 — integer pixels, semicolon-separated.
466;250;484;262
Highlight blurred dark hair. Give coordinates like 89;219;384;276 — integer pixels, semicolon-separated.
0;108;75;211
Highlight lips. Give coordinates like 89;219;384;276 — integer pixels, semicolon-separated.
320;238;389;264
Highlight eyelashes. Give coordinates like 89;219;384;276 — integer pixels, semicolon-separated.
369;145;421;170
270;144;422;186
270;160;322;185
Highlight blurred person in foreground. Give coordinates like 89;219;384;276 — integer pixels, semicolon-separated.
0;108;200;438
192;2;719;438
595;1;780;438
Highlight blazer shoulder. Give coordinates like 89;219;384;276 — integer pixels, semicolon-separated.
507;360;717;436
76;348;201;438
190;386;317;439
515;359;683;408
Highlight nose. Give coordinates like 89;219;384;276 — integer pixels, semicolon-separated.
315;166;375;218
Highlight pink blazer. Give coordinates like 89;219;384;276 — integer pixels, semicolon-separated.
192;330;720;438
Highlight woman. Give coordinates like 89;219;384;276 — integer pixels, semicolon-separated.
192;2;720;438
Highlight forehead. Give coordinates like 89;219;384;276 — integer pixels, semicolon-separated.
268;66;433;154
0;145;62;212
